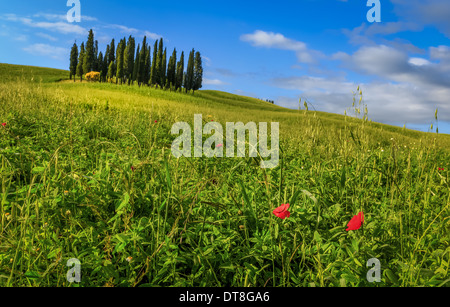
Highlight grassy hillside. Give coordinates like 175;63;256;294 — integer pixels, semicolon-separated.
0;63;448;287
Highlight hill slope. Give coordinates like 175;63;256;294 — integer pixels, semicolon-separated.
0;63;449;287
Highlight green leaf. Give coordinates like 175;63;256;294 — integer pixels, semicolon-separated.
313;231;322;244
24;270;40;279
341;273;358;284
32;167;45;174
116;192;130;212
384;269;398;284
301;189;317;204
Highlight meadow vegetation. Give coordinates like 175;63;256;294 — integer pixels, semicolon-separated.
0;63;448;287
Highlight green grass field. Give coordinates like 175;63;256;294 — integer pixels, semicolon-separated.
0;63;448;287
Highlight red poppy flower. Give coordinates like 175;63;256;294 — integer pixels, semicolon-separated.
346;211;364;231
154;120;158;123
273;203;291;219
438;167;444;171
1;123;6;127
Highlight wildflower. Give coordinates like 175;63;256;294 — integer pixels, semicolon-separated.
438;167;444;171
66;210;71;215
154;120;158;123
346;211;364;231
1;123;6;127
126;256;133;262
131;166;136;172
239;225;245;230
64;190;69;196
273;203;291;219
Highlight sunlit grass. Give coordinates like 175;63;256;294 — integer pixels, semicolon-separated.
0;64;449;287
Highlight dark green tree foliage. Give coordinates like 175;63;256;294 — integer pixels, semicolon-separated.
184;49;195;92
107;61;115;82
193;51;203;92
116;38;126;84
124;35;135;85
167;48;177;87
176;51;184;90
138;36;147;86
150;40;158;86
69;29;201;93
76;42;85;82
83;29;95;73
133;44;140;84
155;38;164;87
144;45;151;85
108;39;115;76
103;45;110;81
69;42;78;81
98;51;104;82
161;48;167;87
93;40;99;71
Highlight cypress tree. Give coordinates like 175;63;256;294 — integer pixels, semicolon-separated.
144;45;151;85
167;48;177;88
138;37;147;86
108;39;115;76
175;51;184;90
161;48;167;87
193;51;203;92
104;45;110;82
155;38;164;86
83;29;95;73
124;35;135;85
98;51;104;82
116;38;125;85
69;42;78;81
133;44;140;84
76;42;85;82
150;40;158;86
93;39;99;71
184;49;195;92
107;61;115;83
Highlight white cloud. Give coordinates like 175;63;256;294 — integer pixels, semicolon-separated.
143;30;162;40
240;30;323;64
23;43;68;60
203;78;229;86
1;13;86;35
36;32;58;41
272;75;450;126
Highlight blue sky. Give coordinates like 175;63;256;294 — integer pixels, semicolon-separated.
1;0;450;134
